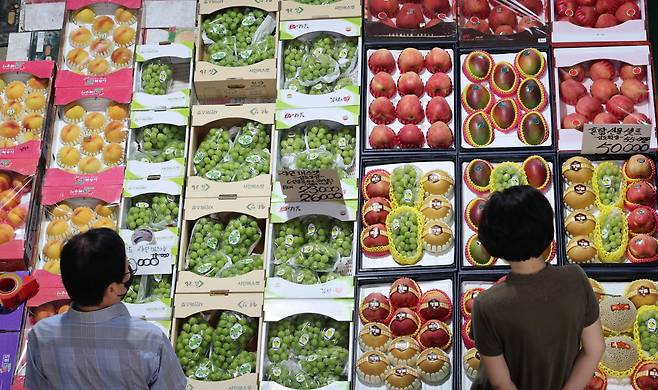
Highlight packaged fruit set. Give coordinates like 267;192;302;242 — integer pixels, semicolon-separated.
458;0;548;42
277;18;361;109
122;274;173;322
551;0;647;43
0;61;54;153
173;294;263;387
360;160;456;271
366;47;455;151
357;277;454;389
364;0;456;40
560;154;658;265
261;299;353;390
554;45;656;151
461;155;558;268
460;48;553;149
48;86;130;176
58;0;140;87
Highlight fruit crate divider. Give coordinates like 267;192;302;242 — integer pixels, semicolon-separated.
555;151;658;271
360;42;460;156
456;45;557;155
356;154;460;275
457;151;564;271
353;271;459;389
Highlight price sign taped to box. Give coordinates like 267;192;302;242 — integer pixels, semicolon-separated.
582;124;652;154
278;169;343;202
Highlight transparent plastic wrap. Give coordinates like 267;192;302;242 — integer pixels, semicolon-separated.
221;215;262;259
122;275;145;303
390;164;423;208
0;171;32;246
298;53;341;87
193;251;232;277
274;219;305;264
280;128;308;170
123;274;172;303
175;314;215;376
301;216;333;244
331;220;355;258
299;346;350;382
291;242;340;272
193;127;233;179
332;126;357;169
217;254;264;277
185;216;225;274
294;149;337;170
210;311;258;374
134;123;185;163
140;60;173;95
125;193;179;231
333;38;358;76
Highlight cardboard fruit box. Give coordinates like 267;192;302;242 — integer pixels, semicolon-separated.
280;0;361;21
363;0;457;42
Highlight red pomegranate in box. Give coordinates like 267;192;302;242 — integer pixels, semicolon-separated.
416;320;451;350
417;289;452;322
360;292;392;324
627;206;657;235
389;278;422;308
362;197;392;226
389;307;422;337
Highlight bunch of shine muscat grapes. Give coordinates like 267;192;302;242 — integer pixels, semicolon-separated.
122;276;142;303
283;40;307;79
220;215;262;259
148;275;171;299
302;216;333;243
330;127;356;167
638;308;658;356
234;8;267;50
332;38;357;74
207;37;239;67
193;127;231;178
266;363;292;386
225;350;257;379
280;128;307;157
141;61;173;95
310;34;334;57
194;251;231;277
218;254;263;277
391;165;420;207
390;210;421;258
274;219;305;263
137;124;186;163
150;193;179;228
294;149;336;170
292;243;339;272
273;264;295;282
267;317;298;363
186;217;224;274
306;124;334;151
292;314;348;356
126;194;155;230
299;346;349;382
491;164;527;192
175;315;214;375
210;311;257;373
597;162;623;206
331;220;354;258
234;149;271;181
293;267;319;285
600;210;625;253
298;53;338;85
319;272;340;283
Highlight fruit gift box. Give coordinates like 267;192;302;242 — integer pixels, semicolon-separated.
458;0;548;45
175;197;269;294
32;169;123;276
553;45;657;152
56;0;141;88
280;0;361;21
277;18;361;109
460;155;558;268
551;0;648;44
172;293;263;388
0;61;54;154
265;200;358;299
46;85;131;178
131;38;194;111
272;107;359;203
0;160;40;271
0;332;20;390
260;298;353;390
559;153;658;266
365;47;456;152
0;271;30;331
359;159;456;272
356;275;455;389
459;48;554;150
126;109;189;179
194;0;278;103
363;0;456;41
186;104;274;200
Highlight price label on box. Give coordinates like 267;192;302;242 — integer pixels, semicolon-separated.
278;169;344;202
582;124;652;154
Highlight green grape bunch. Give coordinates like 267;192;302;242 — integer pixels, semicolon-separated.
299;346;349;379
308;82;335;96
293;314;347;356
194;128;232;179
267;317;297;363
491;163;527;192
194;251;231;277
273;219;305;263
186;217;224;273
283;40;308;79
175;315;214;374
389;210;421;258
302;216;332;243
220;215;262;259
293;267;319;285
286;79;308;94
293;243;339;272
125;194;178;231
235;8;266;50
234;149;271;181
286;369;319;390
332;77;353;92
330;127;356;167
273;264;295;281
207;37;238;67
279;129;307;169
126;195;155;230
266;362;291;385
596;162;623;206
150;194;179;228
637;309;658;357
294;149;336;170
225;351;257;379
141;61;173;95
599;210;625;253
122;276;143;304
332;38;357;74
331;220;354;258
149;274;171;299
298;53;339;85
149;140;185;163
391;165;420;207
186;358;221;381
310;34;334;57
306;124;333;151
218;254;263;277
211;311;257;370
238;35;275;67
137;124;185;155
319;272;340;283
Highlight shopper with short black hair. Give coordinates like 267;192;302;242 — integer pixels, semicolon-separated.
25;228;186;390
471;186;605;390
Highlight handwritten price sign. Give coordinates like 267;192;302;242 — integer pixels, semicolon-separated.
278;169;343;202
582;124;652;154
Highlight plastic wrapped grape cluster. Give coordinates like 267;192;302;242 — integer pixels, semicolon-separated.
265;314;349;389
122;277;142;304
175;315;214;376
218;254;264;277
202;7;275;67
599;209;625;253
283;34;358;95
141;61;173;95
210;311;258;378
123;275;172;304
637;309;658;357
596;162;623;206
125;193;179;231
491;163;527;192
293;243;339;272
391;165;420;207
389;210;421;258
193;121;271;182
135;124;186;163
186;217;224;272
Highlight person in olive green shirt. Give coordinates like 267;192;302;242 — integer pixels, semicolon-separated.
471;186;606;390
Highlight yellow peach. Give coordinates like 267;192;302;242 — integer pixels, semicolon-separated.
57;146;82;167
69;27;92;47
0;223;15;244
107;104;128;121
5;81;26;101
42;239;63;260
112;26;135;46
51;204;72;218
0;121;20;139
46;219;70;238
27;77;49;91
92;16;115;35
22;114;44;131
86;58;110;76
26;93;46;111
63;103;85;122
73;7;95;24
7;206;26;227
60;124;82;144
102;143;124;165
78;156;102;173
94;204;114;218
71;206;94;227
84;112;106;131
0;189;20;210
43;259;61;275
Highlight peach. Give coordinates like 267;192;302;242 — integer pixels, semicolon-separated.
114;7;135;24
81;134;104;155
69;27;92;47
51;203;72;218
78;156;102;173
27;77;49;91
25;93;46;112
93;218;116;229
42;239;63;260
7;207;26;227
0;223;15;244
92;16;115;35
107;104;129;121
5;81;26;101
86;58;110;76
46;220;70;238
71;207;94;227
0;190;20;210
33;303;56;322
63;103;85;122
0;173;10;191
60;124;82;144
104;121;127;143
94;204;114;218
43;259;61;275
22;114;44;131
112;26;136;46
73;7;95;24
57;146;82;167
102;143;124;165
84;112;106;131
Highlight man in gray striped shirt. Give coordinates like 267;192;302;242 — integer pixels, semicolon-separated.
25;228;186;389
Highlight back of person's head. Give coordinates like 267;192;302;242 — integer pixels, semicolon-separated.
60;228;127;306
479;185;554;262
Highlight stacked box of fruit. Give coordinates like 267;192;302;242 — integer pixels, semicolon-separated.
123;274;174;322
560;154;658;265
366;47;455;151
461;155;557;268
364;0;456;39
58;0;140;87
0;165;37;269
459;48;553;150
360;161;456;271
277;19;361;109
553;46;656;151
279;0;361;21
551;0;647;44
356;276;454;389
458;0;547;42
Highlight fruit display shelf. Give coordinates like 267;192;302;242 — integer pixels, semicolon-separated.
457;0;549;46
172;293;263;389
126;109;189;180
364;46;457;152
557;152;658;268
260;298;354;390
175;197;269;294
194;0;278;102
553;45;657;152
265;200;358;299
358;157;457;273
459;47;554;151
277;18;361;109
186;104;274;200
273;107;360;203
459;154;560;269
56;0;140;88
354;274;457;390
363;0;457;42
551;0;648;44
